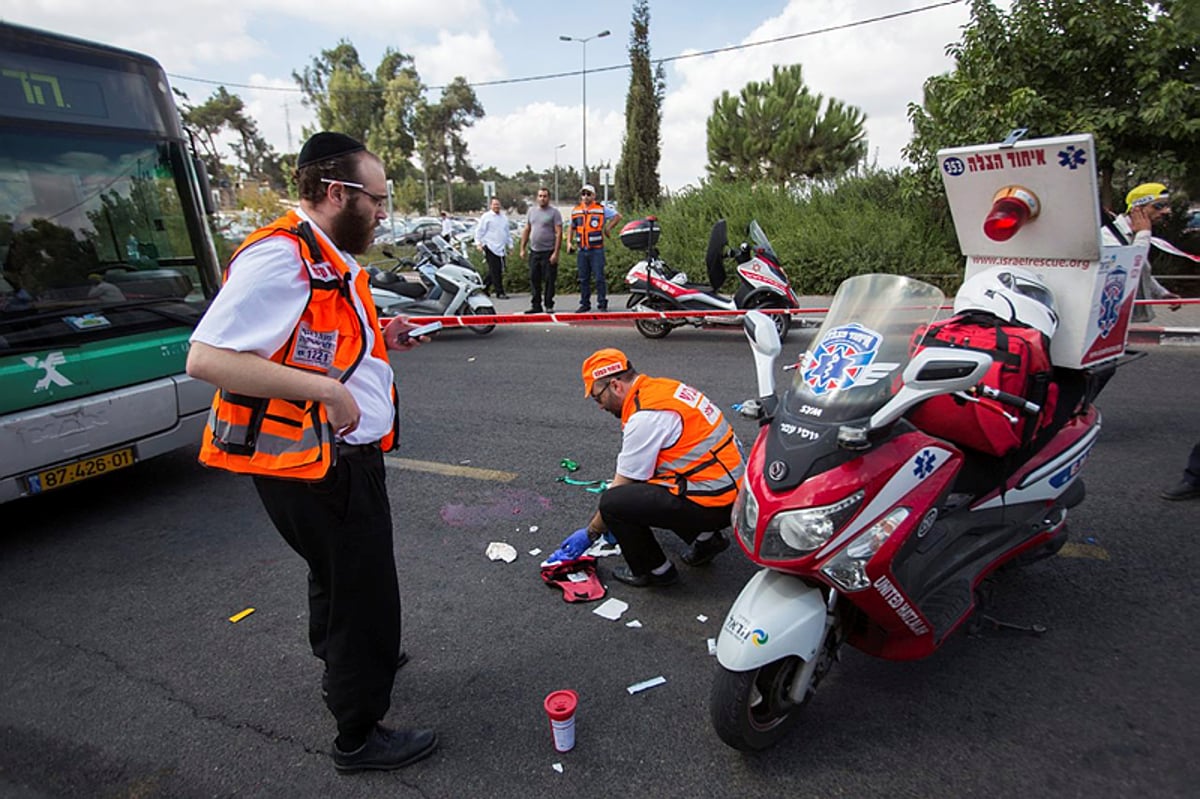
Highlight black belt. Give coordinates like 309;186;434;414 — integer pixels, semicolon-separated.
336;441;381;457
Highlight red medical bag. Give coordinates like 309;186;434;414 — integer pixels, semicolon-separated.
909;313;1057;457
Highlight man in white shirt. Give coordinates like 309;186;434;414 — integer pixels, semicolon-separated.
474;196;509;299
1101;182;1181;321
186;132;437;774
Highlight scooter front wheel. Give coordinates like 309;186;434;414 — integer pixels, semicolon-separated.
746;297;792;342
711;657;808;751
465;304;496;335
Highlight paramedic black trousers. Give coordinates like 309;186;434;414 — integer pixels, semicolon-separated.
252;444;400;748
598;481;733;576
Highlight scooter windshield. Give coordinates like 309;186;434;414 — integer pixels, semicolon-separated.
784;274;945;423
748;220;778;262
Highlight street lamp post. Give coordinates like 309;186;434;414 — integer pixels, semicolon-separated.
559;29;610;188
553;143;566;205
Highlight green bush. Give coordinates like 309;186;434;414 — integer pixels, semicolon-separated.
600;169;964;296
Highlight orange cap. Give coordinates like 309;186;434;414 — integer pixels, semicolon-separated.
581;348;629;397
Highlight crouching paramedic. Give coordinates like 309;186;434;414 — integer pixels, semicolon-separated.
186;132;438;774
574;349;745;587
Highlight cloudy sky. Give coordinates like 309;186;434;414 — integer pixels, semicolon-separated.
3;0;986;193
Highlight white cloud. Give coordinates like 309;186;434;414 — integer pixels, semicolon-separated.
414;30;507;87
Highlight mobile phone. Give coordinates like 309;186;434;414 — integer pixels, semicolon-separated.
403;320;443;340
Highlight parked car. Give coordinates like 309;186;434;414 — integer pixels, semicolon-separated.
399;217;443;245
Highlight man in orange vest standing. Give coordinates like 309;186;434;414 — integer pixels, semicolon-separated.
186;132;438;774
561;349;744;586
567;184;621;312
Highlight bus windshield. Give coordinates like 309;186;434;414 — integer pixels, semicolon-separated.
1;129;209;349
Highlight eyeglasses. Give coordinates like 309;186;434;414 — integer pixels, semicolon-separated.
1151;201;1170;210
591;380;612;403
321;178;388;208
581;191;594;197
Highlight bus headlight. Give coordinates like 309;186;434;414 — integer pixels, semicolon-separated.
821;507;910;591
759;490;864;560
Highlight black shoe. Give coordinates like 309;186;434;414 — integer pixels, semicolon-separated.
496;293;510;299
681;531;731;566
525;308;542;314
333;725;438;774
574;305;590;313
1161;479;1200;501
611;563;678;587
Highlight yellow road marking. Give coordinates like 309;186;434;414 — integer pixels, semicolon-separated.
385;457;518;482
1058;542;1110;561
229;608;255;623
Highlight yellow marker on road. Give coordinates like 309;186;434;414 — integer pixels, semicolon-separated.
1058;542;1110;561
385;457;518;483
229;608;255;623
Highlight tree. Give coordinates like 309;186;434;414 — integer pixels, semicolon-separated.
615;0;664;210
414;77;484;213
706;64;867;184
904;0;1200;207
179;87;284;196
293;41;424;181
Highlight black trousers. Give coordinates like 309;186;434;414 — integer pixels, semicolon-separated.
252;447;400;744
528;249;557;311
598;482;733;575
482;248;506;296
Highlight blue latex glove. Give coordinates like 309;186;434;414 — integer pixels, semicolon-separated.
547;528;592;563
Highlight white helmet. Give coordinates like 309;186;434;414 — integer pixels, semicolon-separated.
953;267;1059;338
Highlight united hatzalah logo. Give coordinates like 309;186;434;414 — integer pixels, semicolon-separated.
767;460;788;481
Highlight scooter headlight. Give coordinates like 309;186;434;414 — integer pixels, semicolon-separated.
759;490;864;561
821;507;909;591
733;487;759;551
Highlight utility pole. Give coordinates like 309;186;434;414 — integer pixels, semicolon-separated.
559;29;610;187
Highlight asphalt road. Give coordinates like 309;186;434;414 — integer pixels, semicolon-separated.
2;323;1197;798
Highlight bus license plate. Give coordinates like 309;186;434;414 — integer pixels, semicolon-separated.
26;448;137;494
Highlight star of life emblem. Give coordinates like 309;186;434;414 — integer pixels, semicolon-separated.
800;323;888;396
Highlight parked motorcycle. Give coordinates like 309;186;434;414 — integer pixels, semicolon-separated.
710;273;1119;751
368;237;496;334
622;217;801;341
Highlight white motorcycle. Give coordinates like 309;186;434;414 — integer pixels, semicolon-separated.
370;237;497;334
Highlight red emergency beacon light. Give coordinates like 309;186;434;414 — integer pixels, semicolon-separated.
983;185;1041;241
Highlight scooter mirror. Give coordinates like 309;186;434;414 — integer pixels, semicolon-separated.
869;347;993;430
743;310;782;399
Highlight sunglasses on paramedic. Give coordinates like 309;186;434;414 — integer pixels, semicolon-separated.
1151;201;1170;211
321;178;388;208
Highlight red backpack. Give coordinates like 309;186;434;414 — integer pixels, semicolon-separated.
908;312;1058;457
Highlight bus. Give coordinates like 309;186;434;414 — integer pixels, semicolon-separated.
0;22;223;503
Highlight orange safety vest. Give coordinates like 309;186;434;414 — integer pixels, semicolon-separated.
620;375;744;507
571;202;607;250
198;211;398;481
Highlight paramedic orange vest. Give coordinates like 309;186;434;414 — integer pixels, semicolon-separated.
197;211;398;481
620;375;744;507
571;202;607;250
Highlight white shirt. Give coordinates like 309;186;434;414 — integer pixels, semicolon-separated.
616;410;683;481
190;208;396;445
474;210;510;256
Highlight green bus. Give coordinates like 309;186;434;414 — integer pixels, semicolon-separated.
0;22;223;502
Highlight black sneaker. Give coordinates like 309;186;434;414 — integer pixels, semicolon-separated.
525;308;542;314
333;725;438;774
681;531;731;566
611;563;678;587
574;305;590;313
1161;479;1200;501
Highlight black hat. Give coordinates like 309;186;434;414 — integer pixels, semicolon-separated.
296;132;365;169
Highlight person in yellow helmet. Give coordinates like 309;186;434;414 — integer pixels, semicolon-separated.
1100;182;1181;321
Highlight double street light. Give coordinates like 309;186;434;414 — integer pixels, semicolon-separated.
559;29;610;189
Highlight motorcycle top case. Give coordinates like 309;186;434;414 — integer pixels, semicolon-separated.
908;312;1058;457
619;217;661;251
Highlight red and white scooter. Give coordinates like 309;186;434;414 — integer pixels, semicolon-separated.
622;218;801;340
710;274;1118;751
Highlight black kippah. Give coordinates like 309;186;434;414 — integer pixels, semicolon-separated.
296;132;365;169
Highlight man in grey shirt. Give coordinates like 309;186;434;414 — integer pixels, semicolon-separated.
519;186;563;313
